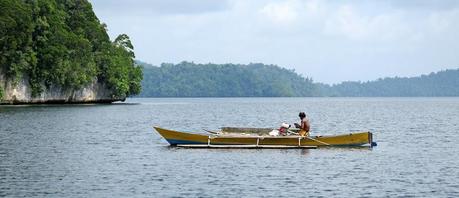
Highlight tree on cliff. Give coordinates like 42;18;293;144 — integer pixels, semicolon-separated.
0;0;142;98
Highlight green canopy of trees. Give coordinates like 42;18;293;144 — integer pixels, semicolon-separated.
139;61;319;97
0;0;142;98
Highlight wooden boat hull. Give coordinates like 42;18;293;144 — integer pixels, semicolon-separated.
153;127;374;147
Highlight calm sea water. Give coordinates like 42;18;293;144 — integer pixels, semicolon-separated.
1;98;459;197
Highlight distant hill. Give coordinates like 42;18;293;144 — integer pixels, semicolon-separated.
325;69;459;96
138;61;459;97
138;61;319;97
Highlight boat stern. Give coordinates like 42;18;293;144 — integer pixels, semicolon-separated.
369;132;377;147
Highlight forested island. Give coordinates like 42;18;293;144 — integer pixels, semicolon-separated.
139;61;459;97
319;69;459;97
140;61;318;97
0;0;142;104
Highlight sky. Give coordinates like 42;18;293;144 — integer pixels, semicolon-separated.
90;0;459;84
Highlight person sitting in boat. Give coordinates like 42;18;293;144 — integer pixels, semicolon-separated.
298;112;310;136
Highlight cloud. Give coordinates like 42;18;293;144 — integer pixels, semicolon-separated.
323;5;412;42
427;8;459;33
388;0;459;11
259;1;299;24
91;0;229;16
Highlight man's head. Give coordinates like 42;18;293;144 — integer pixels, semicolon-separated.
299;112;306;119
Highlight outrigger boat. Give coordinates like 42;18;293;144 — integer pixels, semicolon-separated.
154;126;376;149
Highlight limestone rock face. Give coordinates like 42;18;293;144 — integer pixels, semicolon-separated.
0;73;124;104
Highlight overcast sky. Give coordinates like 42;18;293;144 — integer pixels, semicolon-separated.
90;0;459;84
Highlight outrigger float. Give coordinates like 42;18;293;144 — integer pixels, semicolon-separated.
154;126;377;149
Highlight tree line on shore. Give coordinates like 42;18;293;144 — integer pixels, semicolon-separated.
139;61;318;97
138;61;459;97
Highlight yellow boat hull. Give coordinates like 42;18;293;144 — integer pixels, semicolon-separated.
153;127;374;147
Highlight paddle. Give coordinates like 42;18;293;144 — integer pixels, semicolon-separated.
203;129;219;134
287;129;331;146
303;135;331;146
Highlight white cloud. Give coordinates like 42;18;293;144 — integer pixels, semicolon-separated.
259;1;299;24
323;5;413;42
304;0;320;15
428;8;459;33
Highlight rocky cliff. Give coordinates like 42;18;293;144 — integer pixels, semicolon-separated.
0;72;122;104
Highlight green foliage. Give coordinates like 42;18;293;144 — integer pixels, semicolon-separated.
0;0;142;98
139;61;317;97
0;85;3;100
101;34;142;97
0;0;34;81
